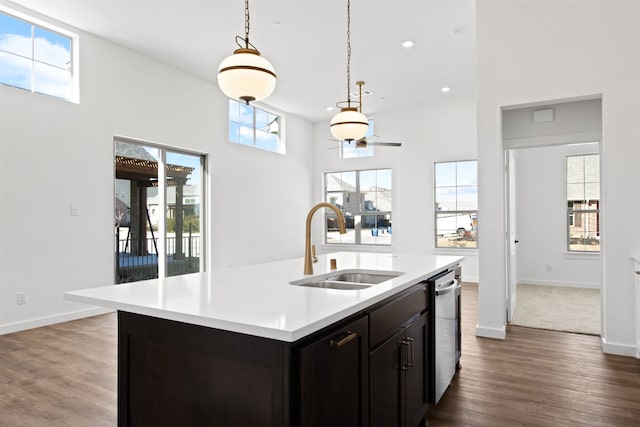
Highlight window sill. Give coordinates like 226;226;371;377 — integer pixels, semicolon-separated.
564;252;600;260
433;248;478;256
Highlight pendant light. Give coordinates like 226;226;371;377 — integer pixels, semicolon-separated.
217;0;277;104
329;0;368;142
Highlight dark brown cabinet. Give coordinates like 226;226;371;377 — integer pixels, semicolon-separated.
116;277;444;427
370;312;428;427
369;283;429;427
298;315;369;427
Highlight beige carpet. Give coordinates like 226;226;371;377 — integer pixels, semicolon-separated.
510;284;600;335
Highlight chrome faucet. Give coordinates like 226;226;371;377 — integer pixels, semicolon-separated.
304;202;346;275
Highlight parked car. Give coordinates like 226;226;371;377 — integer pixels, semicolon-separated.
437;213;474;236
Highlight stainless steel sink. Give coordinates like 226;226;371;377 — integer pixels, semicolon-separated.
325;272;399;284
296;281;371;290
290;269;404;290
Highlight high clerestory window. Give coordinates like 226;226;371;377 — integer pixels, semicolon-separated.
0;8;77;101
228;99;283;154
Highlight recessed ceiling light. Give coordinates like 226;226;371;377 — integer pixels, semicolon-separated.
350;89;373;98
441;86;451;93
401;40;414;48
326;106;334;111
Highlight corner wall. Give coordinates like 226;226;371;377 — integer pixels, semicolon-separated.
476;0;640;355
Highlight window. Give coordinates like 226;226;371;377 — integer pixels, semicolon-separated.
115;139;205;283
325;169;392;245
0;9;76;101
228;99;283;153
341;119;375;158
434;160;478;249
567;154;600;252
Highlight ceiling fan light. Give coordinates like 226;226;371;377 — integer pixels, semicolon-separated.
330;107;369;141
217;48;277;103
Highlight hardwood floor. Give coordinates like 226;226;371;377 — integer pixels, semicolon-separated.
1;283;638;426
428;283;640;427
0;314;117;427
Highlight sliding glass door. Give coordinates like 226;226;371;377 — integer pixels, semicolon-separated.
114;139;204;283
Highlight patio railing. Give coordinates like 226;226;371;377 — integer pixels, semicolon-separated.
115;228;200;283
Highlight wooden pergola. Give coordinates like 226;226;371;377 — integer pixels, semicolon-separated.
115;154;194;259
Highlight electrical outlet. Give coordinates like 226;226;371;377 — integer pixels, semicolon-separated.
17;292;26;305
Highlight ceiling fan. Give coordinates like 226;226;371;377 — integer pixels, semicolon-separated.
329;81;402;149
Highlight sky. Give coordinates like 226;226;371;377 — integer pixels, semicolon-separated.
0;11;72;99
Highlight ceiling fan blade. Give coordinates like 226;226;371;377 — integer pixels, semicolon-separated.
367;142;402;147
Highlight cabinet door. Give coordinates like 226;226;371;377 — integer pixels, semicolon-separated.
404;312;428;427
299;316;369;427
370;328;404;427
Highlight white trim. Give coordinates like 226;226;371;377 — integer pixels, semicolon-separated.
432;248;478;256
600;337;638;358
503;131;601;150
0;307;114;335
475;323;506;339
517;278;600;289
564;252;600;260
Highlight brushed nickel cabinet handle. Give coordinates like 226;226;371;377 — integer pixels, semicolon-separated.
406;337;414;368
330;331;357;347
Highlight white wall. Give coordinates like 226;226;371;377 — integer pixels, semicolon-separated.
313;96;479;281
515;143;600;289
477;0;640;355
0;4;314;333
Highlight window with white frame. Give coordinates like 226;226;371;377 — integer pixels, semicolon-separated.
341;119;375;158
324;169;392;245
567;153;600;252
434;160;478;249
0;9;76;101
228;99;283;153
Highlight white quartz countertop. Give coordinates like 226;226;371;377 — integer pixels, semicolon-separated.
65;252;463;342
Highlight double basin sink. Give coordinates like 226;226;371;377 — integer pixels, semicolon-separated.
290;269;404;290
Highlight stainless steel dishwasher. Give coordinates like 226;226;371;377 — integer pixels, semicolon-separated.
431;270;460;404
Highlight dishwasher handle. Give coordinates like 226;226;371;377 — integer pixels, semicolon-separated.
435;279;459;296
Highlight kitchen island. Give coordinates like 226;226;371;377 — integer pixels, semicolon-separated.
65;252;462;427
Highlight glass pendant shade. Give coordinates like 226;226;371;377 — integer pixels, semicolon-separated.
217;48;277;104
330;107;369;141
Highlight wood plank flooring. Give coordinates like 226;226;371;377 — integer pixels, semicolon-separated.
0;314;117;427
0;283;638;426
428;283;640;426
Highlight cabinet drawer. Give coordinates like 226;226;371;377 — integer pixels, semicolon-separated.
369;283;427;348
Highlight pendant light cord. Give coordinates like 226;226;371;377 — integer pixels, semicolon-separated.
346;0;352;105
244;0;251;47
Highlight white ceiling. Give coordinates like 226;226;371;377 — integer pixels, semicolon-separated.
8;0;476;123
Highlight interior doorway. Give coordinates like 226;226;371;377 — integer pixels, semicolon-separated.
502;97;602;335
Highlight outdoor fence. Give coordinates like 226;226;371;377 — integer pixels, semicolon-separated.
115;228;200;283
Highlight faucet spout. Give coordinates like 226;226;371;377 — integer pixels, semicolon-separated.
304;202;346;275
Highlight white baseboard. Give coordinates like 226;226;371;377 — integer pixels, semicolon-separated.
600;337;639;358
0;307;115;335
461;275;479;283
517;278;600;289
475;323;506;339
